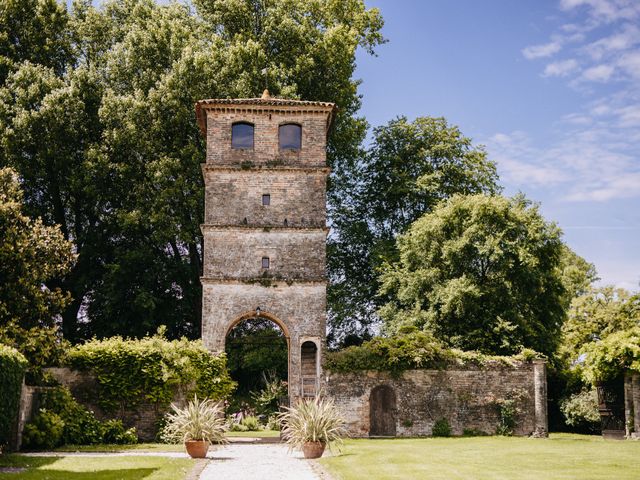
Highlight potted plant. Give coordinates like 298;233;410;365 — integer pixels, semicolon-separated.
278;396;346;459
161;395;227;458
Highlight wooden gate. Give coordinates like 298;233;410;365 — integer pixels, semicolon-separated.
370;385;396;436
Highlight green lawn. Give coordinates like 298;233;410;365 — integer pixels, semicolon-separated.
319;434;640;480
0;455;194;480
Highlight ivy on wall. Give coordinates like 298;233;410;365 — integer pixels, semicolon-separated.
0;344;27;448
324;330;541;375
66;330;236;412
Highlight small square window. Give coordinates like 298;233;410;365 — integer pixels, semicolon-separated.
262;257;270;269
262;194;270;206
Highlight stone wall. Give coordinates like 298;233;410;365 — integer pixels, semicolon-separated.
202;228;326;280
203;167;327;227
45;368;187;442
625;372;640;439
205;109;329;167
325;361;548;437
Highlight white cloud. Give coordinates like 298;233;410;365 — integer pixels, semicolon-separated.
580;63;615;81
522;42;562;59
584;23;640;59
618;50;640;78
543;59;580;77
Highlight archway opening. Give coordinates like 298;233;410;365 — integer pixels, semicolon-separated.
225;316;288;423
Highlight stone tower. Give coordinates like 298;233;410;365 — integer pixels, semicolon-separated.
195;92;336;401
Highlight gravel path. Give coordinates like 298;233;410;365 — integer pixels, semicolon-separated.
199;444;327;480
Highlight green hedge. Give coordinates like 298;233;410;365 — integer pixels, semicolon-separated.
324;330;540;374
0;344;28;447
66;331;236;412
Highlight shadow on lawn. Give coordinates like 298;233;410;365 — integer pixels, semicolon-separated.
0;457;158;480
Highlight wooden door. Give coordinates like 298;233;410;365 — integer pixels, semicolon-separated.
370;385;396;436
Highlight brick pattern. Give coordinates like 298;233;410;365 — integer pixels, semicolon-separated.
326;363;545;437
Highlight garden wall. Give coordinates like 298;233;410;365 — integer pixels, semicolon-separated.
44;368;187;441
325;360;548;437
624;372;640;439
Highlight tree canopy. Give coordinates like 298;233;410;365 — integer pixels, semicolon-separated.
328;116;500;343
0;0;384;341
379;194;567;357
0;167;75;330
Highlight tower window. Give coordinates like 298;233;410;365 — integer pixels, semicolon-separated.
262;194;270;206
279;123;302;150
262;257;270;269
232;122;254;149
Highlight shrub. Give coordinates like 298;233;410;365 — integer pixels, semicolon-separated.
495;391;526;436
22;410;64;450
66;329;236;412
560;389;600;433
0;344;27;448
22;386;138;449
250;373;288;417
161;396;227;444
229;423;249;432
240;416;261;431
324;330;542;375
432;418;451;437
267;414;281;431
279;397;347;453
101;420;137;444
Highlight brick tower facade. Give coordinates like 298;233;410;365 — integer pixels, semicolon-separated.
195;92;335;401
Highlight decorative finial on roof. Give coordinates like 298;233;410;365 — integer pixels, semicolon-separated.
261;88;271;99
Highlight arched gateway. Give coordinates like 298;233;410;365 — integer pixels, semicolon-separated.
195;91;336;402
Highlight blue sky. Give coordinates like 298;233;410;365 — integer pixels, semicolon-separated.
357;0;640;291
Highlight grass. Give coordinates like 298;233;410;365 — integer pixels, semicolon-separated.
319;433;640;480
0;455;194;480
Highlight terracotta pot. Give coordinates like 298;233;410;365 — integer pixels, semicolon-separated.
302;441;326;459
185;440;210;458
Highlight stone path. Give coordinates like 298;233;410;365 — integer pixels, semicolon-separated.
199;443;328;480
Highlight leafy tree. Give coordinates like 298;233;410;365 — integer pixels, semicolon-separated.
0;0;384;341
561;286;639;363
379;194;566;357
0;167;74;376
328;116;500;343
0;166;75;329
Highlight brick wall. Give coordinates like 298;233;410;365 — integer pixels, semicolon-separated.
325;361;548;437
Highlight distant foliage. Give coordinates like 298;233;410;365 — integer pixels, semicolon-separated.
324;329;541;374
581;327;640;383
560;390;600;433
66;330;236;412
0;344;27;448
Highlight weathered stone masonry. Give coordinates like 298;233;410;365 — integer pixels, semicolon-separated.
326;361;549;437
196;95;336;401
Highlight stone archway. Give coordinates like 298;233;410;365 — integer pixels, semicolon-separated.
224;310;291;402
370;385;397;436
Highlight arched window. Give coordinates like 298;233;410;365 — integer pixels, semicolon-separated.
232;122;254;149
279;123;302;150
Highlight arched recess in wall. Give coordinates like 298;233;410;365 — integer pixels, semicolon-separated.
370;384;397;437
279;123;302;150
300;340;319;398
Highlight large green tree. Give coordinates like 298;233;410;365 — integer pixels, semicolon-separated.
379;194;566;357
328;116;500;343
0;167;75;329
0;0;384;341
